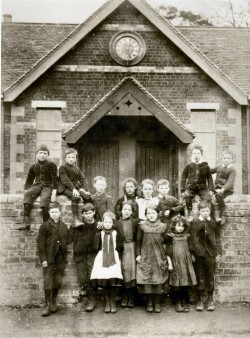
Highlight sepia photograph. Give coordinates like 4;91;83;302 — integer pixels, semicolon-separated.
1;0;250;337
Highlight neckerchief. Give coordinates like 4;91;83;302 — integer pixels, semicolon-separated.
102;229;115;267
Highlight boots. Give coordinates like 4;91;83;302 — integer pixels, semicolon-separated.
121;295;128;308
41;207;50;222
196;290;204;311
85;287;96;312
146;295;153;313
214;205;222;223
181;287;190;312
207;292;216;311
110;289;117;314
154;294;162;313
42;290;52;317
18;204;32;230
71;203;84;227
51;289;59;313
104;290;111;313
175;300;183;312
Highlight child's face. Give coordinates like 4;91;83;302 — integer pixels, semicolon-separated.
199;207;211;219
146;208;158;222
121;204;133;219
82;210;95;223
94;179;107;194
125;182;136;196
142;183;154;199
36;151;49;162
192;149;202;163
158;184;170;197
65;153;77;165
103;217;113;230
49;208;61;222
175;222;185;233
222;153;233;166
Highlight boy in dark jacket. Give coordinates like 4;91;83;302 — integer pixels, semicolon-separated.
18;144;58;230
190;201;222;312
181;145;214;221
58;148;91;227
211;149;236;225
38;202;71;317
72;203;99;312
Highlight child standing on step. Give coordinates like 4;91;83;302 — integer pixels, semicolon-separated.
38;202;71;317
91;212;123;314
211;149;236;225
166;215;196;313
181;145;214;222
58;148;91;227
115;177;139;220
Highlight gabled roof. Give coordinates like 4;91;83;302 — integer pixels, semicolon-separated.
63;76;195;144
2;0;249;104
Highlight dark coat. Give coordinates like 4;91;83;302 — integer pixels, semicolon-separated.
115;218;139;242
211;165;236;193
91;192;115;221
156;195;184;222
180;162;214;192
189;217;222;257
37;218;70;264
72;220;99;262
25;160;58;190
58;163;88;193
115;195;139;219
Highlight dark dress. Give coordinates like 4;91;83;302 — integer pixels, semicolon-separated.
136;220;169;294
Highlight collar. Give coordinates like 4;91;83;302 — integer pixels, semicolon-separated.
199;215;211;221
191;159;203;164
95;192;105;197
49;218;60;228
222;164;232;169
158;194;168;199
37;160;47;165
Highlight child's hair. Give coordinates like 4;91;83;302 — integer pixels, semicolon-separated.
141;179;154;190
198;200;211;210
121;200;134;213
64;148;78;157
222;149;234;159
82;202;95;213
102;211;116;222
157;179;170;188
145;203;159;216
191;144;203;155
123;177;139;194
49;201;61;211
170;214;188;232
93;176;107;184
36;144;50;155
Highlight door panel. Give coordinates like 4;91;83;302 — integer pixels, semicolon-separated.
81;141;119;200
136;141;178;196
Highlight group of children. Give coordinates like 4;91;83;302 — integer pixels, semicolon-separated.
18;144;236;317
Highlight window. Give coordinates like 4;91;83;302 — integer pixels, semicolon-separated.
190;109;216;167
36;109;62;166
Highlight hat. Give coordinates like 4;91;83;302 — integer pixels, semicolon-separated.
49;201;61;210
36;144;50;155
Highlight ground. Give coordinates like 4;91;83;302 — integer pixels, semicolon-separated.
0;301;250;338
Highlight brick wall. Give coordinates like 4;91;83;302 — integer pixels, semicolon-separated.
0;194;249;305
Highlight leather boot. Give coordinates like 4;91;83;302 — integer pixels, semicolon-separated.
121;295;128;308
18;215;31;230
72;203;84;227
196;291;204;311
207;292;215;311
175;300;183;312
104;290;111;313
41;207;50;222
85;287;96;312
146;295;153;313
127;296;135;308
51;289;59;313
154;294;162;313
42;290;52;317
110;289;117;313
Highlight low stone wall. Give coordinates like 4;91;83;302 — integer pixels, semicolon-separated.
0;194;249;305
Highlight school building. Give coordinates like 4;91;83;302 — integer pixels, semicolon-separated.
1;0;250;305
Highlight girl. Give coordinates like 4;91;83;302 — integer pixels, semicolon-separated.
136;204;169;313
115;178;139;220
116;201;138;308
137;179;158;221
166;215;197;313
91;212;123;314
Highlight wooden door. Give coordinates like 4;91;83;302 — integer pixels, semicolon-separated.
136;141;178;196
80;141;119;200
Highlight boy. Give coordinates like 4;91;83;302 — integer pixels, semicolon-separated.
58;148;91;227
18;144;57;230
91;176;115;221
38;202;71;317
72;203;99;312
154;179;184;224
211;149;236;225
190;201;222;312
181;145;214;221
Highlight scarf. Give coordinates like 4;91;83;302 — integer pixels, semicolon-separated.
102;229;116;267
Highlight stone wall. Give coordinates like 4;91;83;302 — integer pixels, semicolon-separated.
0;194;249;305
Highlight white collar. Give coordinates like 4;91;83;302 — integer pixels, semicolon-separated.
192;159;203;164
222;164;232;168
199;215;211;221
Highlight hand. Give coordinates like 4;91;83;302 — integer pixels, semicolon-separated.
164;210;170;217
191;254;195;263
72;189;80;198
42;261;48;268
97;222;103;230
136;255;141;263
51;189;57;202
79;189;90;196
209;190;214;196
